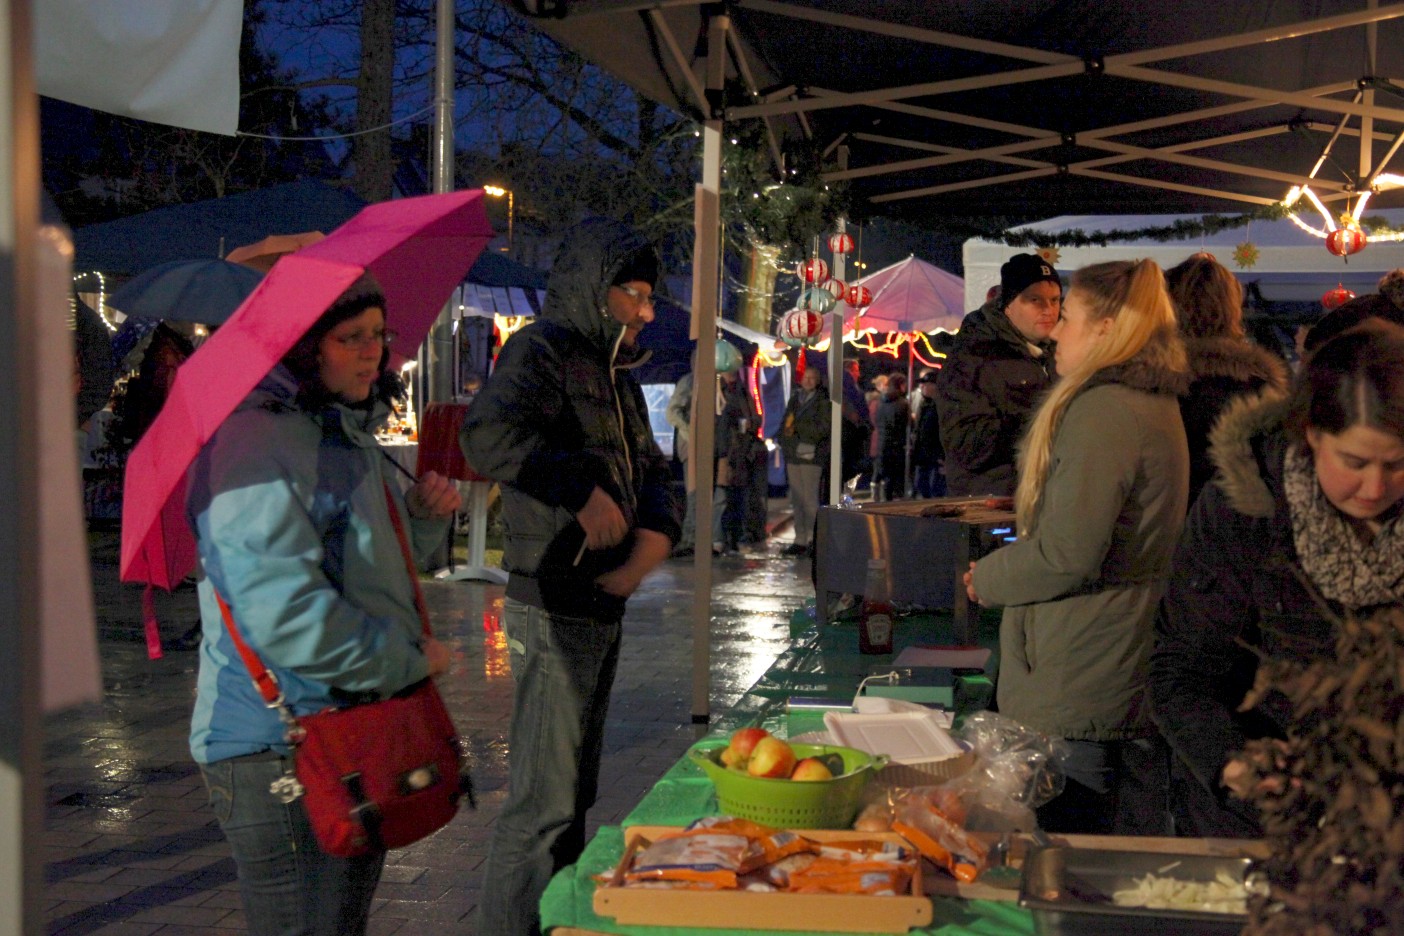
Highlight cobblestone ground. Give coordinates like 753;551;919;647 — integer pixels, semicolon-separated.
46;512;810;935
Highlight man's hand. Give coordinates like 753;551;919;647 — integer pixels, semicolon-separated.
406;471;461;519
577;486;629;550
596;529;672;598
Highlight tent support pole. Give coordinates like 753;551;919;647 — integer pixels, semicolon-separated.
689;10;727;725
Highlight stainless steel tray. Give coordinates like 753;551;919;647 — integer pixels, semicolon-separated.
1018;846;1254;936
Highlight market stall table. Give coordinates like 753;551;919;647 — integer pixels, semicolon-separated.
815;498;1016;644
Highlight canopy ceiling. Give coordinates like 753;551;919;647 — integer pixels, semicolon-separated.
510;0;1404;221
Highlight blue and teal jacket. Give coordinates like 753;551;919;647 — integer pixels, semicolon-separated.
187;366;450;765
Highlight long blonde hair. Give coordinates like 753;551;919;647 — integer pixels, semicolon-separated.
1014;259;1186;529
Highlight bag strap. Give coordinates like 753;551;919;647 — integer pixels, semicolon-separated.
214;480;433;709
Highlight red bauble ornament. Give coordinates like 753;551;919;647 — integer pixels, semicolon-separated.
846;284;872;308
823;277;847;301
779;309;824;345
1326;227;1367;259
1321;283;1355;310
827;232;854;254
798;258;829;284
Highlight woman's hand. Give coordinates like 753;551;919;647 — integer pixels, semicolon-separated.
964;561;981;604
406;471;461;519
422;636;455;678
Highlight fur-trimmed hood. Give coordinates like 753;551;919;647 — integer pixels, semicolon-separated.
1083;328;1192;398
1184;336;1289;391
1207;388;1292;519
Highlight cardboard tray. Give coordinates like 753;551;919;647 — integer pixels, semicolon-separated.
822;711;974;787
593;825;934;933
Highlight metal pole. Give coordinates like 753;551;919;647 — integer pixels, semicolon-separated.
827;148;849;506
424;0;456;407
1;0;45;930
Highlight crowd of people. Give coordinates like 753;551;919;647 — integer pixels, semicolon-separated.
79;215;1404;935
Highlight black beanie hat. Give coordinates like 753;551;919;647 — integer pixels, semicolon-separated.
1000;253;1061;309
611;245;660;289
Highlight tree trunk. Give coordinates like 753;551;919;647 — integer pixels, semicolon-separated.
354;0;395;203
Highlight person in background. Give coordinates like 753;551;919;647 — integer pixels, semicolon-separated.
1165;252;1289;510
1150;320;1404;838
665;366;699;557
187;275;459;935
873;372;910;500
911;370;946;498
716;362;767;553
938;253;1060;496
966;259;1190;835
865;373;888;483
461;220;682;936
779;363;828;556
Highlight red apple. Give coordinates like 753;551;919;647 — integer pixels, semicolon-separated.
728;727;770;761
790;757;834;782
746;737;797;778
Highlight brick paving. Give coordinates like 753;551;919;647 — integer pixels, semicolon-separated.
47;510;812;935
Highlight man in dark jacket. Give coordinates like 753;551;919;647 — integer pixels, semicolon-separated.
461;219;683;936
936;254;1059;496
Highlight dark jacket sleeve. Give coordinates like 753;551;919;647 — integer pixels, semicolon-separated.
936;353;1018;479
1148;482;1262;802
459;327;619;514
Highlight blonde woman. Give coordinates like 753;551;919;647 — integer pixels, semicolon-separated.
964;260;1190;834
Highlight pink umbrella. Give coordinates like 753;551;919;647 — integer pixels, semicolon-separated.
850;255;966;335
120;190;494;596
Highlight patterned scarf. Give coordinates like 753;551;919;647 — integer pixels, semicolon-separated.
1283;446;1404;609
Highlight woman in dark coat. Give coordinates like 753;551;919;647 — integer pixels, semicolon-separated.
1165;253;1289;509
1149;321;1404;837
873;373;909;500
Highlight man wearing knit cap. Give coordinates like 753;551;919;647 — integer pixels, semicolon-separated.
462;218;682;936
936;252;1060;496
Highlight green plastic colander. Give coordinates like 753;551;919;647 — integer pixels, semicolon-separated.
688;742;889;829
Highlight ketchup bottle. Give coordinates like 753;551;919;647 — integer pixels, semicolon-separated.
859;558;894;655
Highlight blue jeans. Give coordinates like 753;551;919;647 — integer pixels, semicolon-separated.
477;599;623;936
200;755;384;936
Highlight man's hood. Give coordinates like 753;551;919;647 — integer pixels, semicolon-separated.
539;217;659;355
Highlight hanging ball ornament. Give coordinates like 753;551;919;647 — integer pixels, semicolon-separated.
1321;283;1355;310
779;309;824;345
823;277;847;301
1326;226;1367;260
827;232;855;254
846;284;873;309
799;287;837;314
715;339;742;374
798;258;830;285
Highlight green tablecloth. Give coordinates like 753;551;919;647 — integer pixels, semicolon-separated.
541;609;1035;935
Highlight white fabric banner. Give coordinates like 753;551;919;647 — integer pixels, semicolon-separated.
35;0;243;136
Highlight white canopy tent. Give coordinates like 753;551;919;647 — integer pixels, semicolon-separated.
963;209;1404;313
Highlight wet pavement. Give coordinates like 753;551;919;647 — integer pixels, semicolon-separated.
45;504;814;935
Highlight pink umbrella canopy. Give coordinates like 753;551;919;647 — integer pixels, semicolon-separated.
849;256;966;335
120;190;495;589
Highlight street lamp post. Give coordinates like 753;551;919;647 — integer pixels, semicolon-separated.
483;185;513;254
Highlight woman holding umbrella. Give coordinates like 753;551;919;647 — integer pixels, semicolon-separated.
186;274;459;935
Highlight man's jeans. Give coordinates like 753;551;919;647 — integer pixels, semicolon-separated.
200;755;384;936
477;599;623;936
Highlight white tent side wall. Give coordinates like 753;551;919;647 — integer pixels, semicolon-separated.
963;211;1404;313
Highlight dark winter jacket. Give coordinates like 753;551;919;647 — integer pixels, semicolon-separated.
1149;392;1340;837
936;300;1056;496
912;393;943;467
780;385;829;466
874;389;910;471
718;375;766;473
460;219;682;619
1179;336;1288;510
972;335;1189;742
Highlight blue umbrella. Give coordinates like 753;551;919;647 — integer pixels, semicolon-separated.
109;259;264;327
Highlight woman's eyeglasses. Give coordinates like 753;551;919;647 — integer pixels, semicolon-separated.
332;329;396;351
